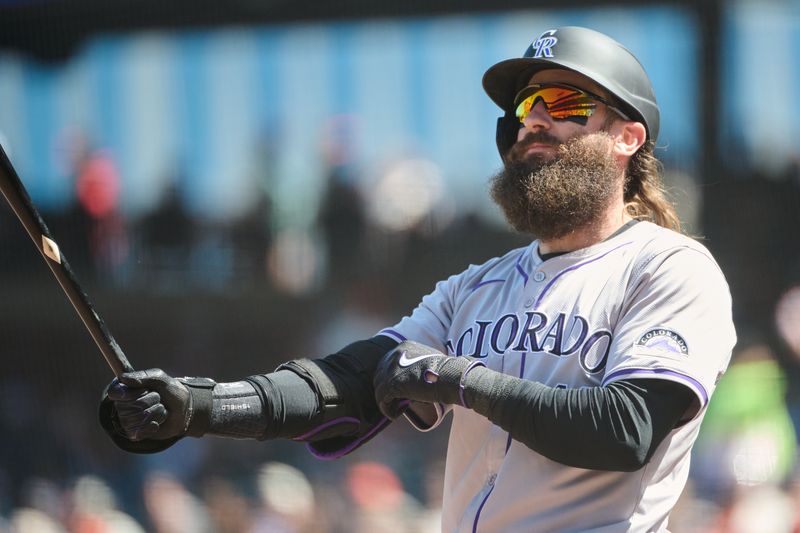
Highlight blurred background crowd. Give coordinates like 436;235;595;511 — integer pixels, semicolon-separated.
0;0;800;531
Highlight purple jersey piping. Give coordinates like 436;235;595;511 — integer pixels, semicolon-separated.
604;367;709;405
379;328;406;342
470;279;505;292
473;352;527;531
534;241;633;309
292;416;361;441
473;242;636;528
305;415;393;460
515;250;529;286
473;484;495;533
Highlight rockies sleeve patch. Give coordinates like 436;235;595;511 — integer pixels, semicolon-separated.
635;328;689;356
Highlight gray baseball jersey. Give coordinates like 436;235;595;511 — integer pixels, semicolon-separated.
378;221;735;532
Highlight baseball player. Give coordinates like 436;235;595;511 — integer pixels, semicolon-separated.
100;26;735;532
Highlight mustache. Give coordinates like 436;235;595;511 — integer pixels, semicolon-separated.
517;131;561;147
507;131;562;163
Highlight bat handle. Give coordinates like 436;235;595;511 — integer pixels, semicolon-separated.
42;255;135;377
101;341;135;377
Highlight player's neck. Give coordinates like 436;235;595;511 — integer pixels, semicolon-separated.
538;201;632;255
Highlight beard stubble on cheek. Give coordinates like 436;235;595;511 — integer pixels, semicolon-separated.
489;132;623;241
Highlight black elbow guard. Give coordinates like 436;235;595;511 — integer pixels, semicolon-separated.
250;336;397;459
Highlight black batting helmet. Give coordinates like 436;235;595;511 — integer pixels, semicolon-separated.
483;26;659;160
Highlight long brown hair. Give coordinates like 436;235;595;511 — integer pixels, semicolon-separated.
623;140;682;232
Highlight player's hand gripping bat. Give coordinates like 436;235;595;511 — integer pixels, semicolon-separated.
0;143;134;377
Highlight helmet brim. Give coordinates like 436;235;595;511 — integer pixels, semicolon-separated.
483;57;611;113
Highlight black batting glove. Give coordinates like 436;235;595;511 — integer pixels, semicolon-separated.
99;369;215;453
373;340;485;419
107;378;169;441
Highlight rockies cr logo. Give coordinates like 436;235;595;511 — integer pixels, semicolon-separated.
531;29;558;58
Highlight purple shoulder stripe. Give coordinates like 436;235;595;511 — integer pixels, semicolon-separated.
603;367;709;405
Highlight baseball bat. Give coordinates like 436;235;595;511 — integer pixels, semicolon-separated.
0;143;134;377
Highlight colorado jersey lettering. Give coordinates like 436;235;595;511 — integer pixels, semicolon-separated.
378;221;735;532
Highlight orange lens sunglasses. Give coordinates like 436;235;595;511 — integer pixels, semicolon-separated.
514;83;630;124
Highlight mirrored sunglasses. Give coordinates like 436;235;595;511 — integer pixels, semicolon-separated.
514;83;630;124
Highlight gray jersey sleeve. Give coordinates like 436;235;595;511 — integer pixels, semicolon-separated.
603;245;736;420
379;261;495;351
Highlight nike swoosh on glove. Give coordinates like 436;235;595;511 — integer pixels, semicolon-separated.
372;340;485;419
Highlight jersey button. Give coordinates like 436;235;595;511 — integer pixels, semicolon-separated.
524;298;534;308
488;474;497;486
533;271;546;282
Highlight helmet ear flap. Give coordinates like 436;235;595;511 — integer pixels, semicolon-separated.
496;112;519;163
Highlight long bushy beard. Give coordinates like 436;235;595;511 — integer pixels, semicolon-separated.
489;132;623;240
